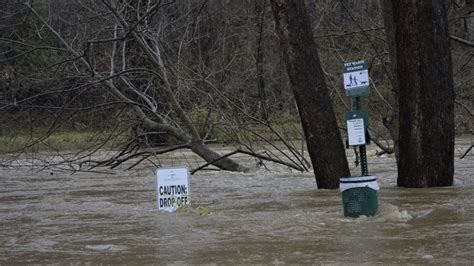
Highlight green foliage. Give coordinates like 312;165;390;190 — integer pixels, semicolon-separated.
176;196;210;216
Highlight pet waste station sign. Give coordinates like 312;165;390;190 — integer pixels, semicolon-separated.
340;59;379;218
156;167;190;212
343;60;369;97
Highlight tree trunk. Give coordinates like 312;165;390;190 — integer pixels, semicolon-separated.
255;0;268;120
190;141;246;172
381;0;400;166
391;0;455;187
270;0;350;189
303;0;317;33
135;104;247;172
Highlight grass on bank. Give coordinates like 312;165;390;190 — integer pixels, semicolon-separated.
0;129;129;153
0;120;303;154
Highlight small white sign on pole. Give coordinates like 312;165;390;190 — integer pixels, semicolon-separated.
156;167;190;212
343;70;369;90
343;60;369;90
343;60;369;97
347;118;366;146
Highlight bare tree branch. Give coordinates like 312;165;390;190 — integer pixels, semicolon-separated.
191;149;305;175
450;35;474;47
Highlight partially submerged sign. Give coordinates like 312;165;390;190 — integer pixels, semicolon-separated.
156;167;190;212
343;60;369;97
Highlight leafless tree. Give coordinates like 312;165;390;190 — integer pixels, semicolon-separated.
390;0;455;187
0;0;312;173
1;0;471;178
270;0;350;188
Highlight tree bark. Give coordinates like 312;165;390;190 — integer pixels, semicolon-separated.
255;0;268;120
270;0;350;189
391;0;455;187
381;0;400;166
189;141;245;172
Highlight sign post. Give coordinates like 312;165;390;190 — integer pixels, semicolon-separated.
156;167;190;212
340;60;379;217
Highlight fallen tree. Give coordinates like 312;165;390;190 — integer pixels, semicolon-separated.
21;1;249;171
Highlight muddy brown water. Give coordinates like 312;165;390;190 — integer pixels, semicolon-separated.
1;141;473;264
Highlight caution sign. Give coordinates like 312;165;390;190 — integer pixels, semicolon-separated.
156;167;190;212
343;60;369;97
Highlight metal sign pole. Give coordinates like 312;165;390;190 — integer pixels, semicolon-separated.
352;96;368;176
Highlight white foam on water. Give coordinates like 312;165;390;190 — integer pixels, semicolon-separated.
454;178;465;186
374;204;413;222
422;254;434;260
413;208;433;218
85;244;128;252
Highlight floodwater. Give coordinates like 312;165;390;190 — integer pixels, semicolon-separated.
1;140;473;264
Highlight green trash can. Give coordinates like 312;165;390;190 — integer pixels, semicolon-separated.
340;176;379;217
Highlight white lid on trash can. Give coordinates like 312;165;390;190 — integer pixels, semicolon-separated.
339;176;380;192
